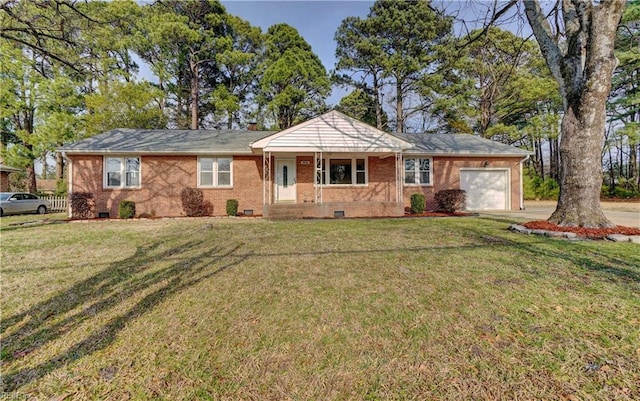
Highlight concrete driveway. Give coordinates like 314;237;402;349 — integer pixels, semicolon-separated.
479;200;640;227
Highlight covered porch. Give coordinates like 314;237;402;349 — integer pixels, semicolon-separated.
251;111;412;219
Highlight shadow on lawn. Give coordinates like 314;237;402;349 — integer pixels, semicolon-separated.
469;219;640;284
0;237;246;392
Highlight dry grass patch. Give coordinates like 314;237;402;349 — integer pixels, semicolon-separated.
1;217;639;400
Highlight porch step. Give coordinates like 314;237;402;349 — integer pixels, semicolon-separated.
267;204;309;220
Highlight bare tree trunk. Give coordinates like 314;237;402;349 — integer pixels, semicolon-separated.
395;80;403;133
525;0;624;227
373;74;383;130
56;148;64;181
26;164;37;194
550;101;612;227
608;145;615;195
190;56;199;130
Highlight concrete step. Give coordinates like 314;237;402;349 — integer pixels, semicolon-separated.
267;204;311;220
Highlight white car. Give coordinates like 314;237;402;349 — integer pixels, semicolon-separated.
0;192;50;216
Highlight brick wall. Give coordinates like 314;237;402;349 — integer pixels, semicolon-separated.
1;172;10;192
68;153;523;218
294;156;398;203
69;155;264;217
402;156;523;211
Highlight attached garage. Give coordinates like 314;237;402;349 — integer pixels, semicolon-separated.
460;169;509;210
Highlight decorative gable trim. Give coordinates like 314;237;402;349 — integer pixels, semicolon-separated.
251;110;412;153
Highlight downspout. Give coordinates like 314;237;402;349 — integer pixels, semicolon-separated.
519;155;530;210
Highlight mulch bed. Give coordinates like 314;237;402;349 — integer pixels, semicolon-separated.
406;211;475;217
523;220;640;239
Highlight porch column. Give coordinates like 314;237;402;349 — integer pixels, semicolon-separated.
314;151;323;204
396;151;403;203
263;151;271;205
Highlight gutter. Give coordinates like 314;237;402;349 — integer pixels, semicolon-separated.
520;154;530;210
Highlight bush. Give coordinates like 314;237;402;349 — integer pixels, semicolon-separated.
523;170;559;200
181;188;213;217
54;179;67;197
70;192;94;219
118;200;136;219
410;193;426;214
435;189;466;212
226;199;239;216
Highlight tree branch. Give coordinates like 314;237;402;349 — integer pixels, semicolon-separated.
523;0;565;96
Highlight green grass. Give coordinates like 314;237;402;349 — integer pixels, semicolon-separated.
1;216;639;400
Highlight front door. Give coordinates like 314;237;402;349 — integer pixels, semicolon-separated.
275;159;296;202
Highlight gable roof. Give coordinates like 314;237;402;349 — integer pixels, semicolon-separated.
60;128;275;155
251;110;412;152
59;114;530;158
400;133;531;157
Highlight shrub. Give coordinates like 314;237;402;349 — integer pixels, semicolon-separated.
523;170;559;200
226;199;239;216
181;188;213;217
410;193;426;214
54;179;67;197
435;189;466;212
118;200;136;219
70;192;94;219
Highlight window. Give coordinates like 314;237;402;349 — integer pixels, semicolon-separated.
404;158;431;185
198;157;232;187
105;156;140;188
316;157;367;185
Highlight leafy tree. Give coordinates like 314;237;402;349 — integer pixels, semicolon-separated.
137;0;227;129
524;0;626;227
0;43;43;193
259;23;330;129
335;16;386;130
84;81;167;136
426;27;560;143
607;0;640;191
212;14;263;129
336;1;452;133
335;89;386;128
1;0;96;73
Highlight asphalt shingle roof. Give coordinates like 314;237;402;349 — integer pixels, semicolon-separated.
60;128;276;154
60;128;530;157
399;133;531;156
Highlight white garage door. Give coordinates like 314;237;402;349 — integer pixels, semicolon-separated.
460;170;508;210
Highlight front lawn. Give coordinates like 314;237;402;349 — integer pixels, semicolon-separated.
1;217;638;400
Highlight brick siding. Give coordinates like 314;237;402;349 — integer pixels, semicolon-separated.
69;153;523;218
402;156;523;211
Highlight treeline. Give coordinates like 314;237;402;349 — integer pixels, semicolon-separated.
1;0;638;196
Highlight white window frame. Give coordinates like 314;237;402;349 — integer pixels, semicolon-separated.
198;156;233;188
104;156;141;189
316;157;368;186
404;157;433;186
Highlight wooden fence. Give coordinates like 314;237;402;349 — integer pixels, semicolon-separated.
43;196;67;212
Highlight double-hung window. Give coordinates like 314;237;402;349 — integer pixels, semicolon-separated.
404;157;432;185
105;156;140;188
316;157;367;185
198;157;232;187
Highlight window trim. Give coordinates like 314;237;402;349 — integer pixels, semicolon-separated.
197;156;233;188
316;157;368;186
403;157;433;186
103;156;141;189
